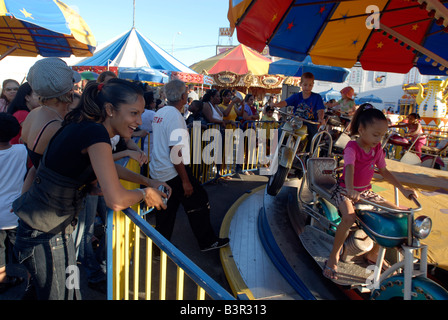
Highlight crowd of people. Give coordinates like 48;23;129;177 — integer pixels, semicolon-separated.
0;59;169;299
0;66;344;297
1;58;281;300
0;61;419;300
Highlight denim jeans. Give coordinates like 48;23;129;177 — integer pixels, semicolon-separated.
0;228;17;268
14;220;80;300
73;195;106;283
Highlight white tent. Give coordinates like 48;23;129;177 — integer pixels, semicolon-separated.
75;27;196;73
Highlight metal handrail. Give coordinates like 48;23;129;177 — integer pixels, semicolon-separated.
356;194;422;215
108;207;236;300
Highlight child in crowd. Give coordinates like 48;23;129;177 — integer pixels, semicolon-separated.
333;86;356;116
389;113;426;157
186;100;208;129
0;113;28;293
324;104;417;280
261;105;276;123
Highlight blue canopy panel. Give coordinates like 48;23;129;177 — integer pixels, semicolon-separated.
75;30;131;66
118;67;169;83
269;57;349;83
23;20;95;57
319;88;341;102
416;22;448;76
135;31;196;73
268;1;336;62
7;0;72;35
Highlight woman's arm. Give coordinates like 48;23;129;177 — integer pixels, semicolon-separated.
234;103;243;117
242;105;259;121
219;102;233;117
202;102;225;125
113;149;148;166
88;142;165;211
22;165;36;193
202;102;214;123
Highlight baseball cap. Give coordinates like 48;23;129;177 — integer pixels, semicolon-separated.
27;58;81;99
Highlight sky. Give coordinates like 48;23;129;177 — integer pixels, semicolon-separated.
63;0;239;67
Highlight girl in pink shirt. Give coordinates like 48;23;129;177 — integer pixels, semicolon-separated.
323;104;417;280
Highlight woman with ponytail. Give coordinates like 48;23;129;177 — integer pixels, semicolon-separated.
13;63;168;299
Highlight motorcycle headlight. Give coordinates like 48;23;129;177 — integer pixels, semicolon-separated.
413;216;432;239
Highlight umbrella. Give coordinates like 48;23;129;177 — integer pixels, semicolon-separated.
319;88;342;102
268;56;350;83
190;44;272;75
228;0;448;75
0;0;96;59
80;71;98;80
356;94;383;104
118;67;169;84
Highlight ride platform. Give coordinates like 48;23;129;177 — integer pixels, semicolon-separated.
220;159;448;299
220;180;345;300
299;225;371;288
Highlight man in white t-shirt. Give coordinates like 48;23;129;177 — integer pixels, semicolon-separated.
150;79;229;252
187;84;198;101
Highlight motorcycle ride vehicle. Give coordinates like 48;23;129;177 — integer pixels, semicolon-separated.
266;108;320;196
297;131;448;300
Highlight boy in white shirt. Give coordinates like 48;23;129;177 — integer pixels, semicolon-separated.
0;113;27;293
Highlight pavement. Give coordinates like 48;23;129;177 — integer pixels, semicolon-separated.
0;172;269;300
166;172;269;296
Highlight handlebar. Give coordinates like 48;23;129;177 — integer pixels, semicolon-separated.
354;194;422;214
274;107;320;125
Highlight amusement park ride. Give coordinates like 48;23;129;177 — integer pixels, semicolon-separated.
222;80;448;301
389;78;448;168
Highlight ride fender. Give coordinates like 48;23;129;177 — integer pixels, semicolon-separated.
318;198;340;234
421;155;445;168
371;274;448;300
279;147;295;168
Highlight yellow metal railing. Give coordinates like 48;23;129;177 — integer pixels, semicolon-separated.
108;205;236;300
108;136;237;300
108;120;284;300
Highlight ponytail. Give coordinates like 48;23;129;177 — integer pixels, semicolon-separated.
64;78;143;125
350;103;387;136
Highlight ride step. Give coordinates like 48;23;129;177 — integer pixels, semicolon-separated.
299;225;372;288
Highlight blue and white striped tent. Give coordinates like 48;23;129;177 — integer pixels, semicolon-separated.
75;27;196;73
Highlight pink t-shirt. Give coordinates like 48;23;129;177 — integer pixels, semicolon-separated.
340;140;386;191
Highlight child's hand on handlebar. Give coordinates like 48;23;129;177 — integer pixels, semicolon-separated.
402;187;418;200
346;188;360;202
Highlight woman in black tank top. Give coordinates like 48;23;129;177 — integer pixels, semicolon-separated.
13;65;169;300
